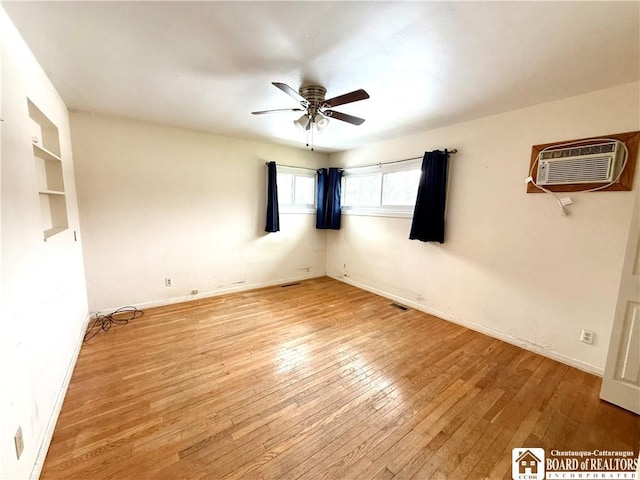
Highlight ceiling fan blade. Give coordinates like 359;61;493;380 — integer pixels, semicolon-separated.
272;82;307;104
252;108;304;115
324;110;366;126
323;89;369;108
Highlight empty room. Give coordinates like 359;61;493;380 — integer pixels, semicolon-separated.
1;2;639;480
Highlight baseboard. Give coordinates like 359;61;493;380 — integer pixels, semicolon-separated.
30;312;92;480
95;272;326;316
330;274;604;377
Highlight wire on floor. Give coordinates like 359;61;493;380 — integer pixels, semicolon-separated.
83;306;144;341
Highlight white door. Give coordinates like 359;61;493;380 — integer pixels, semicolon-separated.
600;196;640;414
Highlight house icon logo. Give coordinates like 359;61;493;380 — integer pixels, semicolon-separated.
512;448;545;480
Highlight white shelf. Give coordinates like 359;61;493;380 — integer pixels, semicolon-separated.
38;189;65;196
33;142;62;162
44;227;67;240
29;99;68;240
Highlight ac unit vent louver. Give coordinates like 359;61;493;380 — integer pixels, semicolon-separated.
537;141;622;185
540;143;616;160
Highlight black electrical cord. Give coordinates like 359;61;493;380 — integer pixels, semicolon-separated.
83;306;143;341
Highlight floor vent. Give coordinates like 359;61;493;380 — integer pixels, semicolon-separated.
281;282;301;288
390;303;409;311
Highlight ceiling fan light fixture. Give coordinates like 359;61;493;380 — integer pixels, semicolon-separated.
293;114;309;131
315;115;330;131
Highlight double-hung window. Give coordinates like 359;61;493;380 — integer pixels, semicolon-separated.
276;166;316;214
341;159;422;217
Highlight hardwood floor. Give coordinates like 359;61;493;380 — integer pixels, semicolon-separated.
41;277;638;479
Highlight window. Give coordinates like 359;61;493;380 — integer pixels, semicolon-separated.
343;174;381;206
382;169;421;206
276;166;316;213
341;159;421;217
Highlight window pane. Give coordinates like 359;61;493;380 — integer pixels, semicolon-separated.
343;174;382;206
294;176;315;205
382;169;421;206
277;173;294;205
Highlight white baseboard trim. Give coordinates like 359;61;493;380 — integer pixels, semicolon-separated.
330;274;604;377
95;272;326;316
30;312;93;480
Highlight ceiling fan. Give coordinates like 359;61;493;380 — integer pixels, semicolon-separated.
252;82;370;133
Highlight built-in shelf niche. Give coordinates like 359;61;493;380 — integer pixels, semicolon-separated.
28;99;68;240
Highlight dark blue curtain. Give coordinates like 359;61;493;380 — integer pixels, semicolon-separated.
316;168;342;230
265;161;280;233
409;150;449;243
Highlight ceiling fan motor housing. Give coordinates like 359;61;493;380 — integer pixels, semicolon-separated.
299;85;327;106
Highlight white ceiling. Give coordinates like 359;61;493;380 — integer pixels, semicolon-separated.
3;1;639;152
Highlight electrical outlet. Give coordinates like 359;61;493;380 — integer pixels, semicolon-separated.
165;277;172;287
14;426;24;460
191;289;198;295
580;329;594;345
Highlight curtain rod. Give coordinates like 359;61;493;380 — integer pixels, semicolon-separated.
264;162;318;172
265;149;458;172
342;149;458;171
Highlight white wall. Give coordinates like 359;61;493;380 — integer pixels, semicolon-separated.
0;6;88;480
327;82;640;375
70;112;328;312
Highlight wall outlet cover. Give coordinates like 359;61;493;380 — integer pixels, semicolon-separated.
580;329;595;345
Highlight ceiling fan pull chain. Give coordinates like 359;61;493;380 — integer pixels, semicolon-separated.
311;124;315;151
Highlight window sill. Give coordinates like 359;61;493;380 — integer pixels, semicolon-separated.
341;208;414;219
280;207;316;215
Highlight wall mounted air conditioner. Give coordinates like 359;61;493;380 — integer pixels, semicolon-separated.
536;141;623;185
